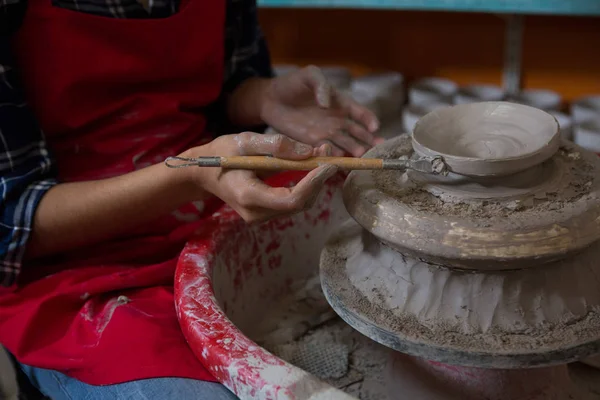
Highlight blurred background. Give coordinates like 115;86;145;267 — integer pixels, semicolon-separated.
257;3;600;150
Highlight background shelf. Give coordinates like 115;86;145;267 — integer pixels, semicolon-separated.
258;0;600;16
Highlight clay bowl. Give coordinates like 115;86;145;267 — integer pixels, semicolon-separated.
319;66;353;92
412;101;560;177
408;77;457;105
175;172;356;400
574;117;600;153
571;95;600;124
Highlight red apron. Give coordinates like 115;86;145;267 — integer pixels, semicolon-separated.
0;0;226;385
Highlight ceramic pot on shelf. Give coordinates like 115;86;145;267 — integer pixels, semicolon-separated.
454;84;505;105
574;117;600;153
376;116;405;140
273;64;300;77
549;111;573;141
351;72;405;123
319;66;353;93
351;88;382;121
408;77;457;106
571;95;600;124
508;88;562;111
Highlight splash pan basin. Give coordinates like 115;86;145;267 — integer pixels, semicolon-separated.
175;172;379;399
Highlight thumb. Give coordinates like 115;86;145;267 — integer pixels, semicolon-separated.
302;65;332;108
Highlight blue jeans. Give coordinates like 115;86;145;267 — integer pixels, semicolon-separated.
19;363;239;400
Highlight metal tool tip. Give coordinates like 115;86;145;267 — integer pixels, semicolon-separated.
431;156;450;176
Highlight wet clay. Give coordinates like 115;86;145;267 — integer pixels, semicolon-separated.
414;102;557;159
412;102;560;176
256;281;391;400
320;220;600;368
343;134;600;269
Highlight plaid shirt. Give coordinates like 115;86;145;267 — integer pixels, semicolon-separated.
0;0;273;286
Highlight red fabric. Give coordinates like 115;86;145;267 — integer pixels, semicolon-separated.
0;0;226;385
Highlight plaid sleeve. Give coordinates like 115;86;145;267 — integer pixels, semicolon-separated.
222;0;274;93
1;9;57;286
207;0;274;134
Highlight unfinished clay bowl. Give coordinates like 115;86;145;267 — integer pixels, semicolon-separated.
344;135;600;270
412;101;560;177
402;100;451;134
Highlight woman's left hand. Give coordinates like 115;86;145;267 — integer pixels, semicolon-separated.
259;65;382;157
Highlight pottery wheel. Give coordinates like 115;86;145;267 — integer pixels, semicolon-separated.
320;219;600;368
344;135;600;270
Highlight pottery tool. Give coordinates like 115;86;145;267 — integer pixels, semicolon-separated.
164;155;449;175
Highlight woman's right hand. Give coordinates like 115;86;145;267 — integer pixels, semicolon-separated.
181;132;339;223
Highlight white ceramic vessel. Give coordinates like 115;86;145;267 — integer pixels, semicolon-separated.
320;66;353;92
351;88;382;120
408;77;457;105
454;84;504;105
351;72;405;122
572;95;600;124
509;88;562;111
273;64;300;77
574;117;600;153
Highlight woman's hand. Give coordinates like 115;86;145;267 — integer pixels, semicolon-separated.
259;66;382;157
185;132;338;223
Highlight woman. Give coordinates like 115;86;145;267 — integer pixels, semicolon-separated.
0;0;380;398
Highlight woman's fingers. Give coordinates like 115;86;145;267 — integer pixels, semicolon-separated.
230;164;338;222
299;65;332;108
335;91;380;133
330;133;365;158
234;132;314;160
345;119;376;147
292;164;339;210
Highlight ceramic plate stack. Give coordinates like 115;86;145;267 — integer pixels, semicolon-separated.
273;64;300;77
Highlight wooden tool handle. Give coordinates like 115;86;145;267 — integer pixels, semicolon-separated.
220;156;383;171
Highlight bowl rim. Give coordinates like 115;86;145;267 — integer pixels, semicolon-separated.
411;101;561;176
